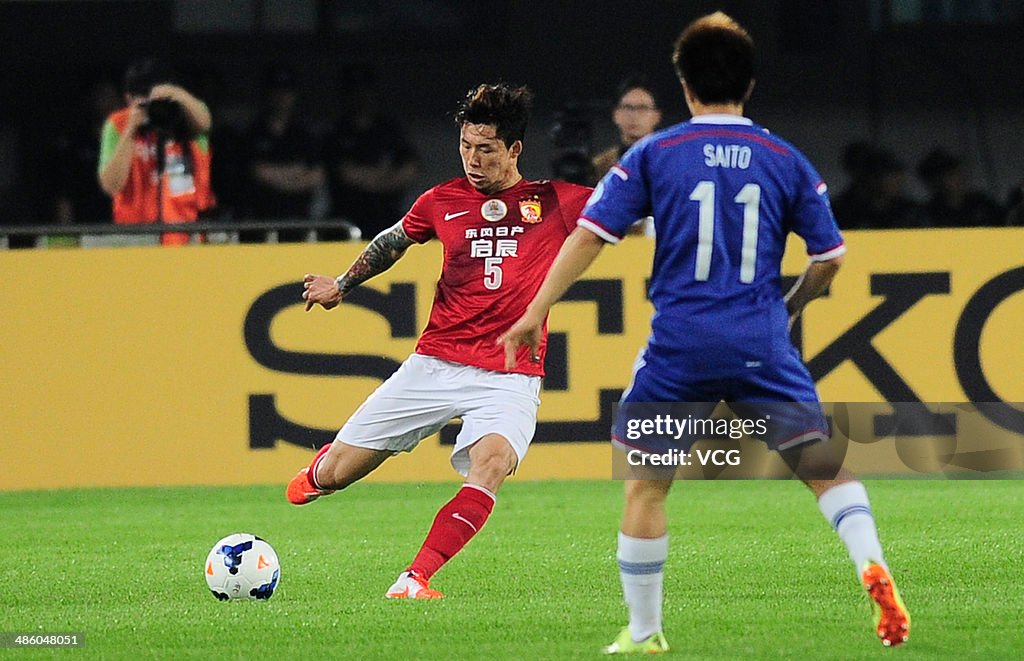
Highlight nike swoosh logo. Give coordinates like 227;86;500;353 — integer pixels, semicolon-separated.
444;211;470;221
451;512;478;532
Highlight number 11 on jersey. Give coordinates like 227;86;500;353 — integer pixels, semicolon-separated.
689;181;761;283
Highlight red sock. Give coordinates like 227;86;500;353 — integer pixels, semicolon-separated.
307;443;333;490
408;484;496;580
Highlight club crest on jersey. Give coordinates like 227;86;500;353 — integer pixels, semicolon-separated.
518;196;543;224
481;199;508;222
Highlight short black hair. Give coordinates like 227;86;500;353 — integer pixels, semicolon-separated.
616;74;658;109
454;83;534;147
672;12;755;105
123;58;173;97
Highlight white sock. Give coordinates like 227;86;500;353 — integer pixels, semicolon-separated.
817;481;885;573
617;532;668;642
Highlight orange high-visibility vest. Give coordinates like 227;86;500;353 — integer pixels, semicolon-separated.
100;108;214;245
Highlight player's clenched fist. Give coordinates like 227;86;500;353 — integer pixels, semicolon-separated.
303;273;343;311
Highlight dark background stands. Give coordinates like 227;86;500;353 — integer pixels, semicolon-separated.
831;145;926;230
240;66;326;243
916;147;1004;227
325;67;419;240
1;1;1023;243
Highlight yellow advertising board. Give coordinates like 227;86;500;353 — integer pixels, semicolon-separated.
1;228;1022;490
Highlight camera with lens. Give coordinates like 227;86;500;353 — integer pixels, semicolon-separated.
139;98;188;136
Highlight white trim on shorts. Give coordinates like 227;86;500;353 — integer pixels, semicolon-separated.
620;348;647;402
776;429;830;451
335;353;542;477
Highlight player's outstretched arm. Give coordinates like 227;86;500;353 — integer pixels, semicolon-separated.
498;226;606;369
784;253;844;328
303;220;415;311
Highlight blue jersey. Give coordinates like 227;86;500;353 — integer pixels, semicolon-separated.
580;114;845;377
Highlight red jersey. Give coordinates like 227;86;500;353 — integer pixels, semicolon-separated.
402;177;592;376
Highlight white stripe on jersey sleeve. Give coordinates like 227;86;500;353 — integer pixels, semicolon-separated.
577;218;622;244
809;243;847;262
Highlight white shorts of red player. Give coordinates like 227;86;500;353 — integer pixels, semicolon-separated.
336;353;542;476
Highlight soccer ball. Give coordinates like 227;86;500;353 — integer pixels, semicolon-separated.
204;533;280;601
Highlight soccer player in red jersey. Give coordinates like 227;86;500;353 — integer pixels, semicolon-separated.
288;83;592;598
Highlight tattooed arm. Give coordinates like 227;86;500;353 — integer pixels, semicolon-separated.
303;221;416;311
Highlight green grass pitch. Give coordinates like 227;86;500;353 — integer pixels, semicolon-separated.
1;479;1021;659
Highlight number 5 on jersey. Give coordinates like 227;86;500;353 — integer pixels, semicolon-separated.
483;257;503;290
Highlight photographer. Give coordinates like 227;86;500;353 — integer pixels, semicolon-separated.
97;58;214;246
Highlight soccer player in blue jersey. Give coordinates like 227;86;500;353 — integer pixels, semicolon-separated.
500;11;910;654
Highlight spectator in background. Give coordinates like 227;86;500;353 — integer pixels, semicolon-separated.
242;66;326;243
831;146;923;230
97;58;214;246
916;147;1002;227
326;66;419;240
48;76;121;244
591;76;661;236
591;76;662;184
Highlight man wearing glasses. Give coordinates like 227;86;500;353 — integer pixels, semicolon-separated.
592;76;662;185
